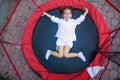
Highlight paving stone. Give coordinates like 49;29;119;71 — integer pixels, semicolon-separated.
92;2;98;8
115;78;120;80
114;58;120;65
102;69;110;80
98;0;105;5
22;73;28;80
117;73;120;79
94;76;99;80
3;32;11;41
93;0;98;1
98;5;102;10
10;28;17;37
12;36;19;43
108;6;115;12
107;61;114;69
15;46;21;49
5;45;15;57
18;64;24;74
5;24;14;34
32;75;41;80
15;60;21;68
118;67;120;73
24;64;30;72
107;11;115;18
116;53;120;58
103;4;110;12
27;71;34;79
110;70;118;80
114;12;120;19
111;45;118;51
112;39;120;46
118;16;120;21
112;63;119;71
0;47;4;58
110;24;118;30
106;17;112;27
111;19;119;26
102;11;107;17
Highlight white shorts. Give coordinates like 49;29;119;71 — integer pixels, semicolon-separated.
56;38;73;48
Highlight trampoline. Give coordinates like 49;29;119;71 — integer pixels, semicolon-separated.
22;0;110;79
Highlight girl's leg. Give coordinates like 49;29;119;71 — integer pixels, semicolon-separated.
63;45;78;58
50;45;64;58
64;45;86;62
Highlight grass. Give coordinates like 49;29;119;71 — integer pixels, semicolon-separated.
0;71;10;80
0;75;9;80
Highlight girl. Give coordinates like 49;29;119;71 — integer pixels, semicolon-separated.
43;6;88;62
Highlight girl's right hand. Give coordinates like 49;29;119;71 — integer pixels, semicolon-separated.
42;12;46;17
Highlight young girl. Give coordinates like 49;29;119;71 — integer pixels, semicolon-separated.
43;6;88;62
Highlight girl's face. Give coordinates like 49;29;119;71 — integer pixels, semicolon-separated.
62;9;72;21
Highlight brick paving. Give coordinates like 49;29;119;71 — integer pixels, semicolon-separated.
0;0;120;80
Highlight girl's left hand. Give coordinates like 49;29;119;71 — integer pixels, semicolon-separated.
83;7;88;12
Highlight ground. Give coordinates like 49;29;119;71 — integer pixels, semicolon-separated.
0;0;120;80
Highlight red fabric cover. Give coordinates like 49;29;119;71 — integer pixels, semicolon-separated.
22;0;110;80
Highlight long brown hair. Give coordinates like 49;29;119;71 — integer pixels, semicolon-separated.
59;6;74;15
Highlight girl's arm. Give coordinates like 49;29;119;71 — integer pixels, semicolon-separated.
42;12;52;18
83;8;88;17
75;8;88;25
42;12;60;23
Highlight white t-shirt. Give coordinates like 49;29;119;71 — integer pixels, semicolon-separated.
51;15;85;42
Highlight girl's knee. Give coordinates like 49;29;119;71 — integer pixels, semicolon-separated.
58;52;63;58
64;53;69;58
58;54;63;58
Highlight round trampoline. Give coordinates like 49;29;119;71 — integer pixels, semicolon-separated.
22;0;110;79
32;9;98;73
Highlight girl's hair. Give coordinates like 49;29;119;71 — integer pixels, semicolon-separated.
59;6;73;15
